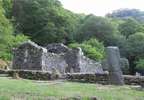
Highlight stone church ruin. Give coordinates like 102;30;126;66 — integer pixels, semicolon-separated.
11;41;133;85
12;41;104;74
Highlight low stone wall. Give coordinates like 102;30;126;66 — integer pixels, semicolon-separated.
0;70;144;86
0;70;8;74
66;73;144;86
0;70;59;80
66;73;110;85
124;75;144;86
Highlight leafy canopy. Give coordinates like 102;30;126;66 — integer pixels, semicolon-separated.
13;0;79;45
76;15;117;45
118;18;141;38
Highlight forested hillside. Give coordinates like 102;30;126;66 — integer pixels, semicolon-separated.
1;0;144;75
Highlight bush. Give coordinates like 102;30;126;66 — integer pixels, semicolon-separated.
135;59;144;76
0;34;28;61
135;59;144;70
69;38;105;61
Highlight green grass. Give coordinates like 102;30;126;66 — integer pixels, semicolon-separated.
0;77;143;100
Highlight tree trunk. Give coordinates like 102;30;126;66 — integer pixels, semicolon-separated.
128;56;136;75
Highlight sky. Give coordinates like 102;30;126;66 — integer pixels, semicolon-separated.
59;0;144;16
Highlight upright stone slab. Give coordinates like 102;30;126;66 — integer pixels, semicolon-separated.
106;46;124;85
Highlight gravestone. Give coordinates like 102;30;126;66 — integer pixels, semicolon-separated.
106;46;124;85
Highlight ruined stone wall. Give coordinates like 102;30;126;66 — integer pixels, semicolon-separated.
12;41;104;74
46;43;69;54
12;41;44;70
64;48;81;73
12;41;68;73
46;43;104;74
80;56;104;73
42;52;68;73
64;47;104;74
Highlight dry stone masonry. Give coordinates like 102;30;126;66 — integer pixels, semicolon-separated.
12;41;128;85
13;41;46;70
12;41;104;74
46;43;69;54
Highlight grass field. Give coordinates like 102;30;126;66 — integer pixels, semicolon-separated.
0;77;143;100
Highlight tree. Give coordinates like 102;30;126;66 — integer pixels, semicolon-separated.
1;0;13;19
12;0;79;45
0;1;28;60
107;34;127;56
118;18;141;38
135;58;144;75
125;32;144;74
76;15;117;46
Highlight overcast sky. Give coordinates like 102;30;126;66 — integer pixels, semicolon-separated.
59;0;144;16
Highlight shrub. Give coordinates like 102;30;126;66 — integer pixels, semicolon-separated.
135;59;144;70
69;38;105;61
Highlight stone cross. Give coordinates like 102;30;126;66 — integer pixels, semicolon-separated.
106;46;124;85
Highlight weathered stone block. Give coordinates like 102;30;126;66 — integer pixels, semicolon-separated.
106;46;124;85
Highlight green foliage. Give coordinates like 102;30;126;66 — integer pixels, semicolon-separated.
109;34;127;56
135;59;144;70
76;15;117;45
0;2;28;61
0;2;13;60
107;11;144;74
0;0;144;74
13;0;79;45
126;32;144;58
118;18;141;38
69;38;105;61
1;0;13;19
123;32;144;74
